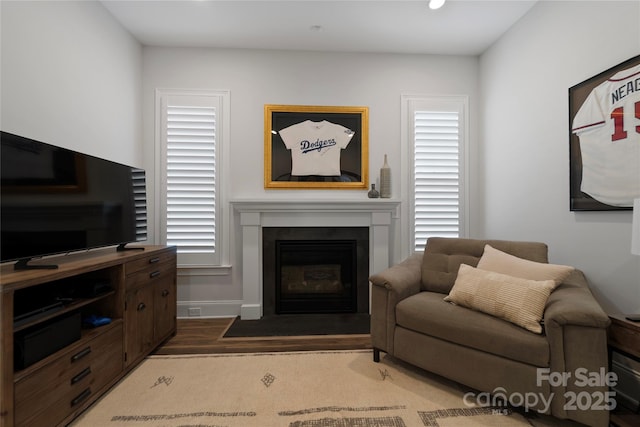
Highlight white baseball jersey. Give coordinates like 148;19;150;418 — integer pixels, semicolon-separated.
278;120;355;176
571;63;640;207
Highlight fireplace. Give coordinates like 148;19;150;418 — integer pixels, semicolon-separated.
231;199;399;319
276;240;356;314
263;227;369;316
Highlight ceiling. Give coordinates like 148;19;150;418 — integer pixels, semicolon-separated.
100;0;537;55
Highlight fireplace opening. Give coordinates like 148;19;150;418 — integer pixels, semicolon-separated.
263;227;369;316
276;240;357;314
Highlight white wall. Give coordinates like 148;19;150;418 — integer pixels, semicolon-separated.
142;48;479;315
480;0;640;314
3;0;636;317
0;1;143;166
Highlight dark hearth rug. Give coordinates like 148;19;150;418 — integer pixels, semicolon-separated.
223;313;370;338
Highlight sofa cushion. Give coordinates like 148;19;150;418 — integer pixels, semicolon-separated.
444;264;555;333
477;245;574;284
420;238;549;293
396;291;550;367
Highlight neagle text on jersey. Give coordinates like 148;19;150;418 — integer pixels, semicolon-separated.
611;76;640;104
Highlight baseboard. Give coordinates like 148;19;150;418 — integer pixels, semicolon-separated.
177;300;242;319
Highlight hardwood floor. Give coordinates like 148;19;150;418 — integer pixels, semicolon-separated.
153;317;373;355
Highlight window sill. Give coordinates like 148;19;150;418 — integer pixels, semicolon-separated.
177;264;232;277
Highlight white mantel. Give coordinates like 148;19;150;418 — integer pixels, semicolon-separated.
231;199;400;319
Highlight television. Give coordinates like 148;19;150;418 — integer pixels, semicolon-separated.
1;131;147;270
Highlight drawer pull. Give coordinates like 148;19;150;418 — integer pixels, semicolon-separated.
137;302;146;311
71;347;92;363
162;289;170;297
71;367;92;385
149;270;161;279
149;257;161;264
71;388;91;407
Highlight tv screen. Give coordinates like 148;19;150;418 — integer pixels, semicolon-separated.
1;131;147;269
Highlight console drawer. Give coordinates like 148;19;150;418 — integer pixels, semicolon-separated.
126;264;175;290
125;250;176;276
14;323;123;427
125;251;176;291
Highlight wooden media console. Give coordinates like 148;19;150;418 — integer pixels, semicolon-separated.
0;245;177;427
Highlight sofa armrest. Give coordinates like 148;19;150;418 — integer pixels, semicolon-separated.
369;252;423;300
544;270;610;329
544;269;610;427
370;252;423;357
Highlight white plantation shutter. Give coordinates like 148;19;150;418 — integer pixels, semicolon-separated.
158;90;228;267
408;97;467;252
132;168;147;241
166;105;216;253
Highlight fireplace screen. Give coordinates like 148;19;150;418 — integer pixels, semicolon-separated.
276;240;357;314
281;264;342;294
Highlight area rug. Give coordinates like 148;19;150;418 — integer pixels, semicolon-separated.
70;350;577;427
223;313;370;337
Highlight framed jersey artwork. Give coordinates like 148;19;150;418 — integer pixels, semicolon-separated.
569;54;640;211
264;104;369;189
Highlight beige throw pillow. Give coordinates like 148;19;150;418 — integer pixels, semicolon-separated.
444;264;555;333
477;244;574;284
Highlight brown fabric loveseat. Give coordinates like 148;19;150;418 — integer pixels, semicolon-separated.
370;238;611;427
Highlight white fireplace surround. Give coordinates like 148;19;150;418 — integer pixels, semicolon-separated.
231;199;400;320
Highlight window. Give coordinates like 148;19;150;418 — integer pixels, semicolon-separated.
157;90;229;267
132;168;147;242
404;96;468;252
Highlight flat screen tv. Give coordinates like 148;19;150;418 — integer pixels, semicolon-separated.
1;131;147;270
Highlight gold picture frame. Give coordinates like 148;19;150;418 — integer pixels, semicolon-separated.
264;104;369;189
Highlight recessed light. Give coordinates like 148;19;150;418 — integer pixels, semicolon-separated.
429;0;446;10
